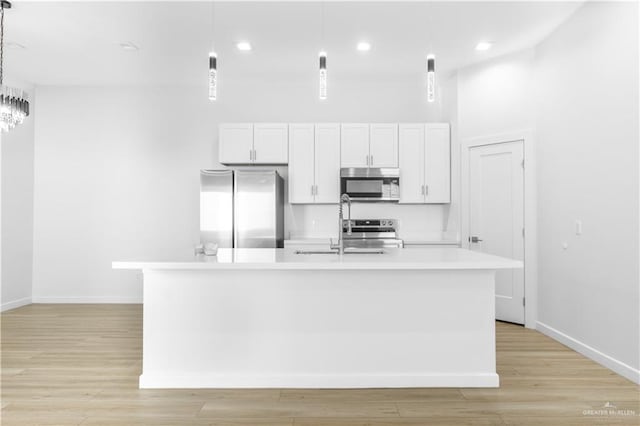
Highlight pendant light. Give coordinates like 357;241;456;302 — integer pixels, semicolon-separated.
426;54;435;103
425;2;436;104
0;1;29;132
319;51;327;100
208;1;217;101
318;1;327;100
208;52;217;101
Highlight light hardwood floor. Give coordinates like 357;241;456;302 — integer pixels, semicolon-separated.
1;304;638;425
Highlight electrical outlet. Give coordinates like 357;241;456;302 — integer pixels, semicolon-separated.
575;220;582;236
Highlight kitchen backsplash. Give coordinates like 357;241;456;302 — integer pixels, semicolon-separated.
285;204;456;241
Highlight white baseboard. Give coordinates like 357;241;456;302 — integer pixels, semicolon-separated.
139;373;500;389
1;297;32;312
537;321;640;385
32;296;142;304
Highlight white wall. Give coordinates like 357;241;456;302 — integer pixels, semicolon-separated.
455;49;538;330
1;86;35;311
534;1;639;382
457;49;534;139
454;2;639;382
32;75;457;302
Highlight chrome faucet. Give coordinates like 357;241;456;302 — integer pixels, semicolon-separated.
331;193;352;255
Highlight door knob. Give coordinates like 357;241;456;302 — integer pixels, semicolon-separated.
470;236;483;243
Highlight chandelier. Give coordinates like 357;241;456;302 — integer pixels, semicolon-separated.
0;1;29;132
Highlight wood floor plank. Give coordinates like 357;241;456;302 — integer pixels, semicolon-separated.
1;304;638;425
292;418;504;426
279;388;464;402
198;400;400;419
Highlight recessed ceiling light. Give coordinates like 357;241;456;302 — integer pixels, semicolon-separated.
357;41;371;52
119;42;139;51
475;41;493;51
236;42;252;51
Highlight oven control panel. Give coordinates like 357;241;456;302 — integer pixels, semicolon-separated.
342;219;396;228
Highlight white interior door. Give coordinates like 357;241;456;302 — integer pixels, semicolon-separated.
469;141;525;324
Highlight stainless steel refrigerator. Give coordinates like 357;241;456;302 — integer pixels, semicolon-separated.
200;169;284;248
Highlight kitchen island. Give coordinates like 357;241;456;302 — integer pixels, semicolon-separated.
113;248;521;389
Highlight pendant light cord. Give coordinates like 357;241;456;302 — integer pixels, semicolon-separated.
1;5;5;86
211;0;215;52
321;0;325;49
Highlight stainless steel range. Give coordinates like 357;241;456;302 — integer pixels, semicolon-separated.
341;219;404;248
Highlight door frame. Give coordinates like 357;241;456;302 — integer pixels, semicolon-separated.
461;130;537;329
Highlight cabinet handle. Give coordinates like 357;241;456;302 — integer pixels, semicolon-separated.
253;149;257;162
311;185;314;195
315;185;318;195
421;185;425;195
366;155;369;166
249;149;253;161
370;155;374;166
425;185;429;196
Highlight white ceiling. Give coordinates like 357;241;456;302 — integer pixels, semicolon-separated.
6;1;583;86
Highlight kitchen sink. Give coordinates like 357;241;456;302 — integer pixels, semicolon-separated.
294;248;385;255
294;250;337;255
344;248;385;254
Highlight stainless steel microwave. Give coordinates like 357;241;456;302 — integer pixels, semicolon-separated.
340;168;400;202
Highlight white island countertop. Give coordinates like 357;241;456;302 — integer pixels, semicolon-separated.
113;247;521;271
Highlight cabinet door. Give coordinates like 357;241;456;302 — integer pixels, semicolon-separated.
219;123;253;164
425;123;451;203
340;123;369;167
314;123;341;203
369;123;398;167
254;123;289;164
398;124;426;204
288;124;316;204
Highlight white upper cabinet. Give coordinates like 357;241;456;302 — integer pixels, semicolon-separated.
219;123;253;164
340;123;370;167
222;122;448;205
219;123;288;165
288;124;316;204
425;123;451;203
288;123;340;204
399;124;426;203
253;123;288;164
399;123;450;204
314;123;341;203
341;123;398;168
369;124;398;168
